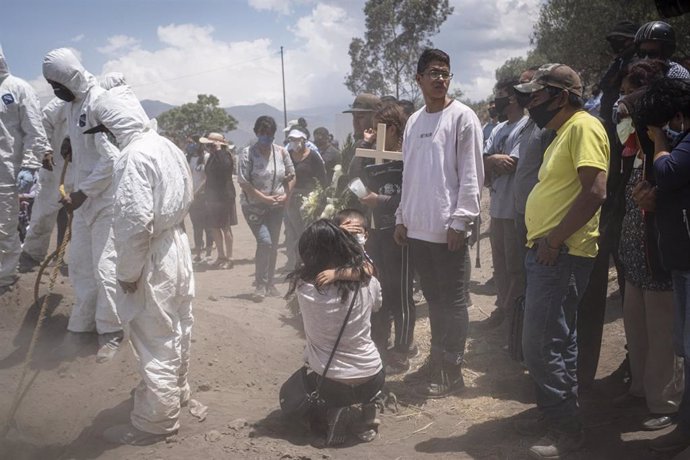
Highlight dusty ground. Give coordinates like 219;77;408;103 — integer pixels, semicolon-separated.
0;195;687;460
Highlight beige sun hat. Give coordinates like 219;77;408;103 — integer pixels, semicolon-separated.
199;132;229;145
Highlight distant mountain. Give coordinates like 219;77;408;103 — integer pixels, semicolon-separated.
140;100;175;119
141;100;351;149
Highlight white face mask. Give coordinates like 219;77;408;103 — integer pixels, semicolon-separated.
616;117;635;145
288;140;302;152
355;233;367;246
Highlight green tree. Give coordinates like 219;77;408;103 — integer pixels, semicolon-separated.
531;0;690;88
157;94;237;146
345;0;454;102
494;51;548;81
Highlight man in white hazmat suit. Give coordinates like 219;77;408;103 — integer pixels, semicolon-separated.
88;85;195;445
19;72;126;270
19;97;72;270
42;48;123;361
0;45;52;293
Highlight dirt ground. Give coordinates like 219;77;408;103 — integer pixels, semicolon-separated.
0;193;687;460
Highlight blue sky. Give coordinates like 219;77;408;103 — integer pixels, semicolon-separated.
3;0;541;109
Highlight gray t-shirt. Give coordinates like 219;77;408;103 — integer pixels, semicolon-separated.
514;119;556;215
484;116;529;219
238;142;295;207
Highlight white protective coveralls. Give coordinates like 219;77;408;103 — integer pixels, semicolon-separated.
94;85;195;434
21;97;73;262
99;72;126;90
0;46;51;286
42;48;121;334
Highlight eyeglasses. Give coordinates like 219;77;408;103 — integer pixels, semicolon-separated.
426;70;453;81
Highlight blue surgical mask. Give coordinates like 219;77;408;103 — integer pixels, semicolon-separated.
257;135;274;145
662;122;682;146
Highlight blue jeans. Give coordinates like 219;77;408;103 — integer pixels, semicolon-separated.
672;270;690;430
522;246;594;429
243;206;284;288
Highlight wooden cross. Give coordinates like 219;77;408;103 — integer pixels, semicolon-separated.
355;123;402;164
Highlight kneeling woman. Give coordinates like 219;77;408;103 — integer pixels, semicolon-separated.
286;219;384;446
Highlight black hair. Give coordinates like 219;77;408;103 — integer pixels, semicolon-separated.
623;58;669;90
286;219;370;302
417;48;450;75
398;99;415;117
333;208;369;229
253;115;277;135
634;77;690;128
494;77;521;96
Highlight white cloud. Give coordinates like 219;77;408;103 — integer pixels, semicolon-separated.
97;35;141;55
71;34;85;43
248;0;295;14
92;6;361;110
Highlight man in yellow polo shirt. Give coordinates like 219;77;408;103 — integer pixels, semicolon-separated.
513;64;609;459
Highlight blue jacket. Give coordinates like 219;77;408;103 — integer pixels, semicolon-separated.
654;132;690;271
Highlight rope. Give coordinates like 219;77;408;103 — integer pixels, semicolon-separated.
1;160;72;440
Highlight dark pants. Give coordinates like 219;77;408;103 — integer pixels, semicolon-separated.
189;196;212;250
576;224;624;387
306;369;385;408
409;238;469;365
672;270;690;430
522;246;594;429
243;206;283;288
368;229;415;353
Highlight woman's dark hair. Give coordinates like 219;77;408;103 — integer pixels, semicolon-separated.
623;58;669;90
253;115;277;136
417;48;450;75
634;77;690;128
286;219;370;302
494;77;520;96
373;103;407;148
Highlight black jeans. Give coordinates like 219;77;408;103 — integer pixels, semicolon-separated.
409;238;469;365
307;369;385;408
368;229;416;353
189;195;212;250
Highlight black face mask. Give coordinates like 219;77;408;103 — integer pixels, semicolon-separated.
48;80;75;102
528;95;562;129
494;96;511;115
515;92;531;109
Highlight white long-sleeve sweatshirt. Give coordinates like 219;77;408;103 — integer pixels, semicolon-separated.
395;100;484;244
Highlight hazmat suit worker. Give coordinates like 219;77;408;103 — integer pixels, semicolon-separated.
42;48;123;361
19;97;73;270
99;71;126;90
90;85;195;445
0;45;51;292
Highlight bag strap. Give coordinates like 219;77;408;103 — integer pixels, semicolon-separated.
314;286;360;396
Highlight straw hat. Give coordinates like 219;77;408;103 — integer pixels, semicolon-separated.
199;132;229;145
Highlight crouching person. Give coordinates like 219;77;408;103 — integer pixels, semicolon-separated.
285;219;385;446
89;85;195;445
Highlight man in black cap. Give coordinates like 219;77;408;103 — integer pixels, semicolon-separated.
313;126;342;184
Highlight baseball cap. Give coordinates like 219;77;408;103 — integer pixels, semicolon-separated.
514;63;583;98
343;93;381;113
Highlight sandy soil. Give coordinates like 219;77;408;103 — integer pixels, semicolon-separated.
0;196;685;460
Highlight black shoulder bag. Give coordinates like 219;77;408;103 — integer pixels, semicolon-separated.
279;287;360;418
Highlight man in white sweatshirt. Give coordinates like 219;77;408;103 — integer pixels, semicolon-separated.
394;48;484;398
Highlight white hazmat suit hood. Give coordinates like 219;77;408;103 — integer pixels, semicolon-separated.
100;72;127;90
42;48;93;100
95;85;195;434
0;46;10;82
